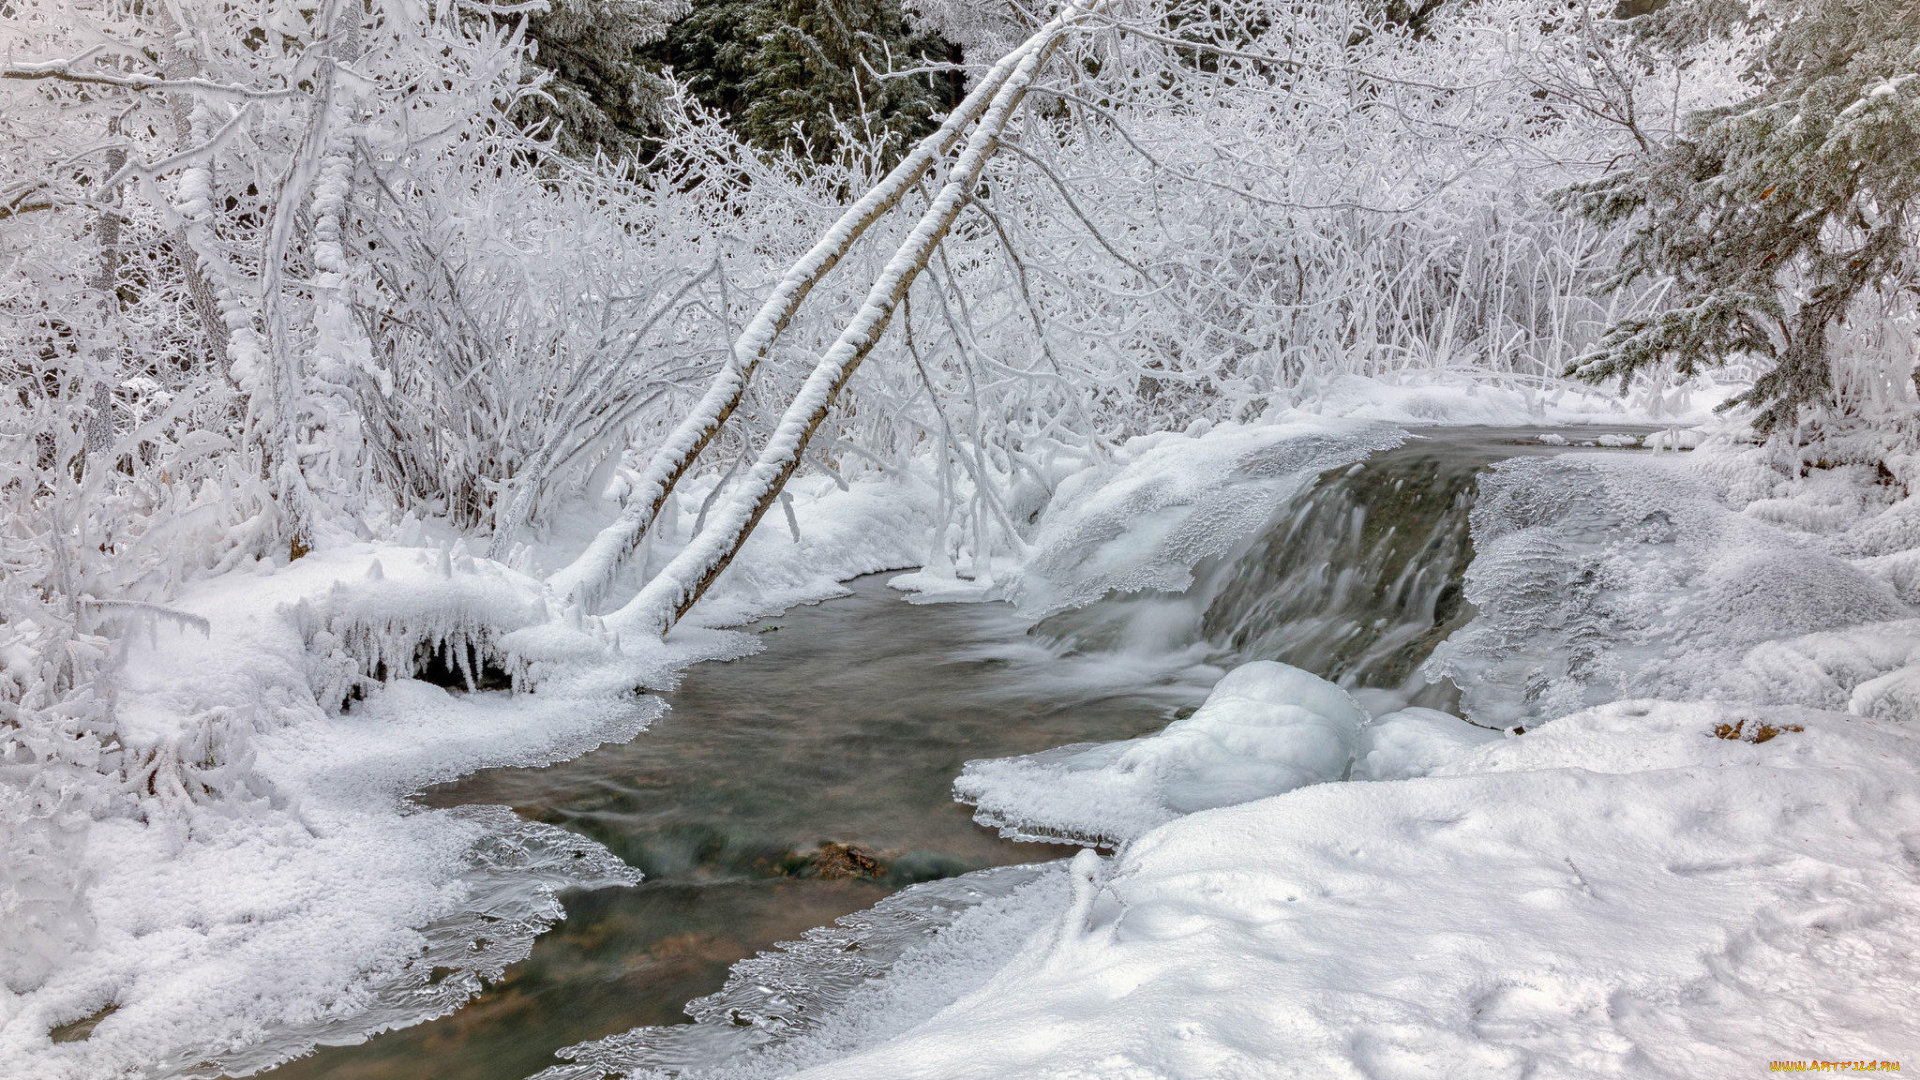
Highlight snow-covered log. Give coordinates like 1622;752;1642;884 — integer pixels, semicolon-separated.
607;0;1096;639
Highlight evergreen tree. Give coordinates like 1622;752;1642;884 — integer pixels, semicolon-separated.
1564;0;1920;432
515;0;689;159
647;0;960;164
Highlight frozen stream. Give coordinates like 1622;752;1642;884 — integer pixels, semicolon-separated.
259;579;1201;1080
257;426;1649;1080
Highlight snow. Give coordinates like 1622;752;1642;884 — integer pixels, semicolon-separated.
1282;372;1740;429
563;426;1920;1080
1351;706;1506;780
1645;426;1708;450
956;662;1366;846
1424;450;1913;728
21;397;1920;1079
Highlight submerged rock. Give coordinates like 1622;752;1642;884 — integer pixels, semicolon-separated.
804;842;888;880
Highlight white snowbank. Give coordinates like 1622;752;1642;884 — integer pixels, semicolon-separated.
780;699;1920;1079
956;662;1365;846
1285;372;1738;429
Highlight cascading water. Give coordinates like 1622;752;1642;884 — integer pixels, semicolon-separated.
1035;427;1653;711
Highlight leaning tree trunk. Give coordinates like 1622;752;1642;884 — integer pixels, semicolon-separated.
604;4;1089;640
534;25;1069;605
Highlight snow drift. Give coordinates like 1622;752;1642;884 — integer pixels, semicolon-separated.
956;661;1366;846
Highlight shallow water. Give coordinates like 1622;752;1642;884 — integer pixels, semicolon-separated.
258;577;1202;1080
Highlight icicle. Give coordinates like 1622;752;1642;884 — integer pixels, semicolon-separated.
437;541;454;579
455;633;477;693
779;490;802;544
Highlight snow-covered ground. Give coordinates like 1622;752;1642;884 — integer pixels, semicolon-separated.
782;425;1920;1077
0;475;935;1079
775;696;1920;1078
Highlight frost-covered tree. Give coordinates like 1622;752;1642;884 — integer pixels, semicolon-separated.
1564;0;1920;432
0;0;749;986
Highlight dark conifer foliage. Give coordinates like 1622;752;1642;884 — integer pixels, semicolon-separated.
645;0;960;164
516;0;689;158
1564;0;1920;431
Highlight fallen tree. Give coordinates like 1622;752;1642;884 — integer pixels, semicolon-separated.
601;0;1095;639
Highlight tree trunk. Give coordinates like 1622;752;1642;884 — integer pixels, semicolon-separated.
605;3;1088;639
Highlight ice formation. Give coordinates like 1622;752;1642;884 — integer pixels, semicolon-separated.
1425;452;1914;727
956;661;1366;845
1351;706;1505;781
542;863;1069;1080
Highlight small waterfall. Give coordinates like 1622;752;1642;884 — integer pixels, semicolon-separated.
1199;449;1477;691
1036;428;1639;707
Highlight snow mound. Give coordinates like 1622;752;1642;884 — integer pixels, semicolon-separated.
1643;427;1706;450
1011;420;1404;617
1288;372;1736;428
792;701;1920;1079
956;661;1365;845
1352;706;1506;781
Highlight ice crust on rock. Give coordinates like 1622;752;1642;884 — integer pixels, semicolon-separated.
956;661;1365;845
1425;453;1913;727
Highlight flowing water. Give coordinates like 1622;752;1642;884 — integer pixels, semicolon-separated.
254;425;1650;1080
256;582;1204;1080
